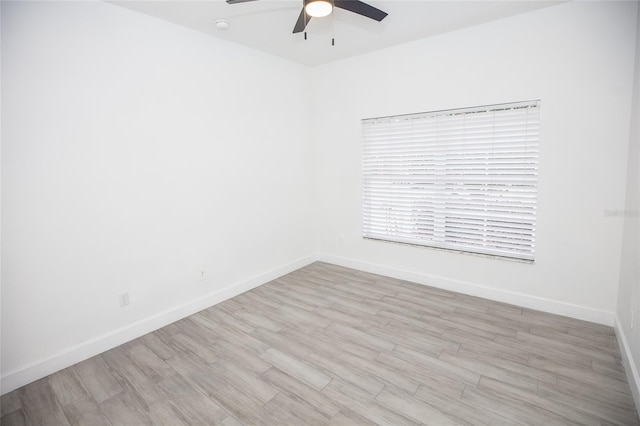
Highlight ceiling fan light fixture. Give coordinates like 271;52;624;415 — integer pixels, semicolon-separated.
215;19;230;30
305;0;332;18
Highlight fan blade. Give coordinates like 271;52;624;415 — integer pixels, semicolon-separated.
293;7;312;33
334;0;387;21
226;0;258;4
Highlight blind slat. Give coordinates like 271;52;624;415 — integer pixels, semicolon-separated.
362;100;540;261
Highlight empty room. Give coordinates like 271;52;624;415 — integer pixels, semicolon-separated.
2;0;640;424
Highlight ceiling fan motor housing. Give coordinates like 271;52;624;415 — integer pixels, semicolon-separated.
226;0;387;34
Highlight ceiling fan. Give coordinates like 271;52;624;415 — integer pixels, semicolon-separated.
226;0;388;34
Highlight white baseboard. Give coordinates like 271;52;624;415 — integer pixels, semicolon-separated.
317;253;615;326
1;253;618;395
614;315;640;412
0;254;317;395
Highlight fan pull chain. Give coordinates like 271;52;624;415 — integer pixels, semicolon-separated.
331;6;335;46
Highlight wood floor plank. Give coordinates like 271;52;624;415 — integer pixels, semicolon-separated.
100;347;167;405
259;348;332;391
211;324;270;356
73;357;123;404
260;366;341;419
380;310;448;335
211;358;278;404
536;380;639;426
516;330;620;364
164;353;227;399
375;352;466;399
423;315;498;340
556;376;637;411
527;354;633;394
380;295;447;317
140;331;177;360
337;351;420;394
494;335;594;367
205;384;265;425
414;385;516;426
329;408;372;426
567;326;619;344
438;351;539;392
214;339;273;375
453;337;530;364
362;297;435;319
267;282;332;309
324;278;393;301
521;309;614;336
251;326;316;360
370;276;456;301
344;274;402;295
461;385;580;426
233;310;283;332
454;347;557;385
2;262;637;425
166;332;220;364
327;295;381;316
155;374;228;425
392;345;481;386
375;385;464;425
276;304;333;330
173;316;219;344
61;397;112;426
215;297;245;314
529;325;621;354
145;402;190;426
125;343;177;381
370;323;459;356
1;389;23;417
591;359;629;382
48;368;91;407
322;379;419;426
315;305;390;329
260;391;330;426
257;286;329;313
304;351;386;397
324;322;396;353
201;307;255;334
477;376;605;426
99;392;152;426
0;409;28;426
450;306;531;333
487;307;569;333
20;378;69;426
278;326;346;359
219;416;244;426
394;292;458;313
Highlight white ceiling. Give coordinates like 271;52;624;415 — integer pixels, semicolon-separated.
109;0;564;66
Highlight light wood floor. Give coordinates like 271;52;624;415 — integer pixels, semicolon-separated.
2;262;638;425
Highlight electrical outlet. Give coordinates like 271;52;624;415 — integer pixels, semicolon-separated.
199;269;208;281
631;308;635;329
118;292;130;307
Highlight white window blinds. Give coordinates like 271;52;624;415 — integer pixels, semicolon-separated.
362;100;540;261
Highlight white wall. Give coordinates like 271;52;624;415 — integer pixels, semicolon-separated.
0;0;3;397
1;0;315;392
616;1;640;410
312;1;638;323
3;0;639;397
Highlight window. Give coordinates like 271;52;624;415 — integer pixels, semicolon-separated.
362;100;540;261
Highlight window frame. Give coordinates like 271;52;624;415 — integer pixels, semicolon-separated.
361;100;540;262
